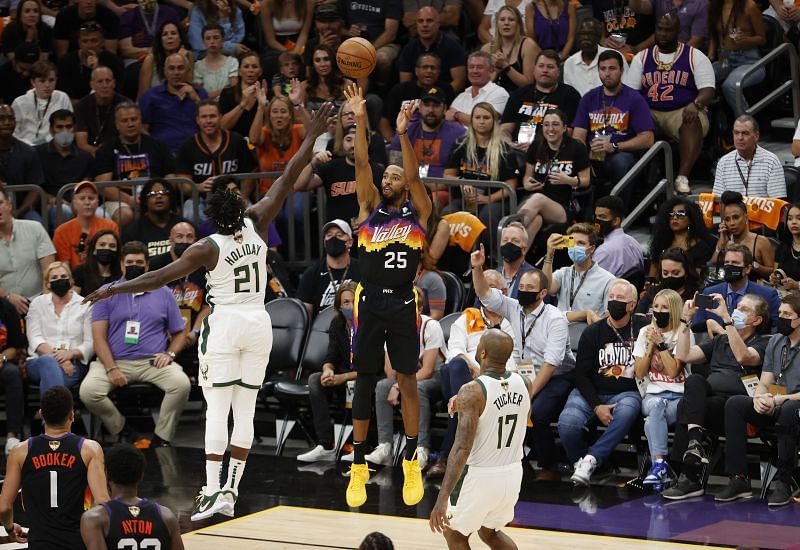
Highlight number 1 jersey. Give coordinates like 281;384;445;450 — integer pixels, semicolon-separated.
205;217;268;306
357;200;426;289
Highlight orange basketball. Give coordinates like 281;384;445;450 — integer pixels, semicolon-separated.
336;37;377;79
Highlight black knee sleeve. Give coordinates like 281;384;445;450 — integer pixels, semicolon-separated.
352;372;377;420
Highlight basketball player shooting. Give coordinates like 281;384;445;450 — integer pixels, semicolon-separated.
429;329;533;550
84;102;335;521
343;83;432;508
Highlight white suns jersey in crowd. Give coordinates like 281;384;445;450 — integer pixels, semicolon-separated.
468;372;530;467
205;217;268;306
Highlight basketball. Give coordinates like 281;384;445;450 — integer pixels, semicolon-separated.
336;37;377;79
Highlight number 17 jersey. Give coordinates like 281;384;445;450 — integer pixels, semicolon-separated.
205;217;268;306
357;200;426;289
469;372;530;468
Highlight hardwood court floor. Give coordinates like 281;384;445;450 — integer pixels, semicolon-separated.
183;505;727;549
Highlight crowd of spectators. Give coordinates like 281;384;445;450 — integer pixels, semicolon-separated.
0;0;799;510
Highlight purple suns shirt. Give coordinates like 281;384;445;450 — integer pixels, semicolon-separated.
389;118;466;178
92;282;185;359
572;84;654;144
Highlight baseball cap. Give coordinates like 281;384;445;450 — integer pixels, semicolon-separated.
13;42;40;65
315;4;342;21
322;219;353;239
74;181;98;195
420;87;447;104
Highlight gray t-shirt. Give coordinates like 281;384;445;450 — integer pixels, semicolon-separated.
553;262;615;314
699;333;771;395
764;334;800;394
0;219;55;299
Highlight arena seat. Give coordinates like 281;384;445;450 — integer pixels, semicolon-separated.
438;312;462;345
440;270;466;315
785;165;800;204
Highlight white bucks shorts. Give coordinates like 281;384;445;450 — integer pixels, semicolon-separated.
446;462;522;536
198;305;272;389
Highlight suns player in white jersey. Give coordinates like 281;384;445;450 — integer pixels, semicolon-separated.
85;103;335;521
429;329;532;550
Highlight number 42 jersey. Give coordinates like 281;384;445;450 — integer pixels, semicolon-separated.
357;200;426;289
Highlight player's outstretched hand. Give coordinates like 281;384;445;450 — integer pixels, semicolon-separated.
429;498;450;534
343;83;366;118
470;243;485;270
396;100;418;136
82;283;114;305
308;101;335;139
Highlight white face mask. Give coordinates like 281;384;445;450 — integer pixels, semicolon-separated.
53;131;74;147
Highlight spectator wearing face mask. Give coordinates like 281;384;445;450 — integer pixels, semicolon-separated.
296;220;362;318
592;195;644;277
72;230;122;297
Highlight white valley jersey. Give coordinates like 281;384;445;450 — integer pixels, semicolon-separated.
468;372;530;467
205;217;268;306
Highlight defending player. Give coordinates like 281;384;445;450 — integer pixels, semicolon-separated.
343;84;432;508
0;386;109;549
81;443;183;550
84;103;335;521
429;330;533;550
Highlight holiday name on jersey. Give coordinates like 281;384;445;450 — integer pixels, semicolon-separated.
493;391;525;411
121;519;155;536
31;452;77;470
224;243;263;266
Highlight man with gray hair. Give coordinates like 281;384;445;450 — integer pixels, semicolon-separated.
447;50;509;125
712;115;786;199
426;268;516;478
473;244;575;480
499;221;534;299
558;278;643;486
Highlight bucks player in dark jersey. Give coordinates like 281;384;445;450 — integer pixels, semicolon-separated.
0;386;109;549
342;84;432;508
81;443;182;550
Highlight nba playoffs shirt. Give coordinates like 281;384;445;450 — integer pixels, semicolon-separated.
501;83;581;142
572;84;655;147
573;319;639;408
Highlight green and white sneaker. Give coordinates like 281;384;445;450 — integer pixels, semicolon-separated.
190;487;227;521
218;488;238;517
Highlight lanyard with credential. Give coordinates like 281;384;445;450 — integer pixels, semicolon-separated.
568;267;588;309
520;307;542;361
778;338;800;385
734;156;753;193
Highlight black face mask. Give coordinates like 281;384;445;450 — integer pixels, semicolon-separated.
596;219;615;237
777;317;796;336
661;275;686;291
173;242;191;258
653;310;671;329
125;266;146;280
517;290;540;308
324;237;347;257
607;300;629;321
50;278;71;298
95;249;117;266
500;242;523;263
723;265;745;283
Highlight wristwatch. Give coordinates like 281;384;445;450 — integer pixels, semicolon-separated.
722;319;734;328
611;142;619;153
167;351;176;360
656;342;669;352
192;328;201;336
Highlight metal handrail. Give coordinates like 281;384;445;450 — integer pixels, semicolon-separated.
6;185;49;232
735;42;800;124
610;140;674;230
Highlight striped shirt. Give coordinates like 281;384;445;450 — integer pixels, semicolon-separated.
712;145;786;198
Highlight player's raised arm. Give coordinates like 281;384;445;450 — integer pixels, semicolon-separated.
429;381;484;534
247;102;335;235
82;241;217;305
396;102;432;230
344;83;380;225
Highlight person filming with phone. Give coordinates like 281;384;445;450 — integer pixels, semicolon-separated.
693;243;779;336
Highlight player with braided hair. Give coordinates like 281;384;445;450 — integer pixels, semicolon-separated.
85;102;336;521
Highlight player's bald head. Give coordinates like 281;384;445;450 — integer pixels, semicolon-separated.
478;329;514;369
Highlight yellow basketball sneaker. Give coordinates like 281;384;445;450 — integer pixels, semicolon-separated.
402;451;424;505
346;463;371;507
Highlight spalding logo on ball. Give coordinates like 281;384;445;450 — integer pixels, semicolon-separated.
336;37;377;79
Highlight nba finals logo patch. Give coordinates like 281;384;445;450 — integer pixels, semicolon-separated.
501;380;509;392
128;505;141;518
48;440;61;451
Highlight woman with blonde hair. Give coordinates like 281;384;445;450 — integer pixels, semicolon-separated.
633;288;691;488
481;5;538;93
444;102;518;246
25;261;93;395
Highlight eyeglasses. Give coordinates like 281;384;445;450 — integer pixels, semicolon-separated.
668;211;688;219
77;232;88;253
146;190;169;197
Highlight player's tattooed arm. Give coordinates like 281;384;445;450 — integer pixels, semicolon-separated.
430;381;484;533
247;102;334;234
344;83;380;225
